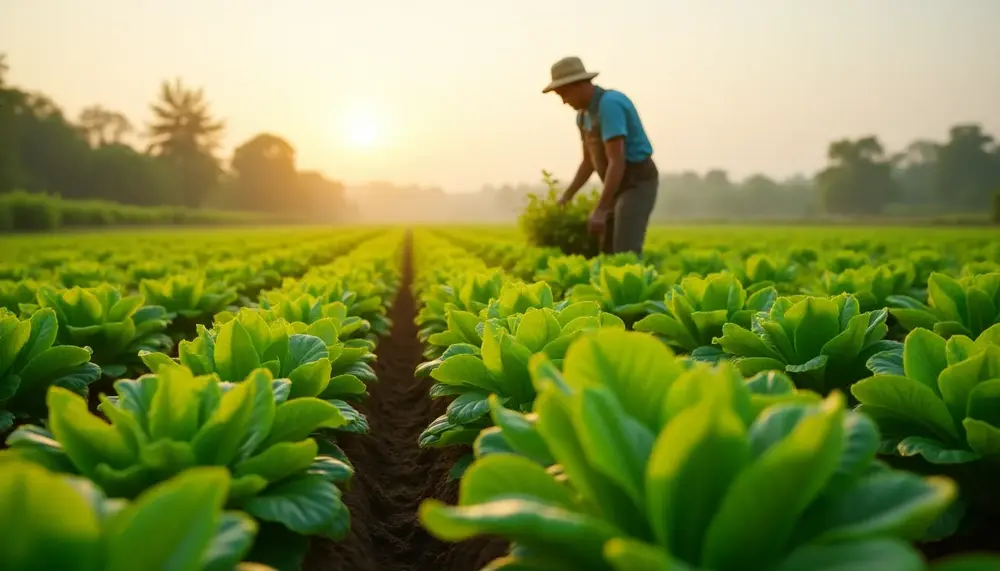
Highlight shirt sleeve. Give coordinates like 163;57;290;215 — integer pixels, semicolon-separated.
599;94;629;142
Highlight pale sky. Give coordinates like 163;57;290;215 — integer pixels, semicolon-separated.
3;0;999;192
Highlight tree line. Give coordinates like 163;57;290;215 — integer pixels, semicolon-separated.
0;54;348;221
2;51;999;223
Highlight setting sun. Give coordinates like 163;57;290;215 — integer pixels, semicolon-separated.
343;104;382;149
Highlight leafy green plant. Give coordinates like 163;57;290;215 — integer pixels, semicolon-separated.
5;366;353;565
534;254;593;299
634;273;777;352
139;272;239;339
889;272;1000;339
518;170;601;257
810;263;920;313
852;325;1000;539
570;263;672;327
0;460;265;571
705;293;898;395
419;330;957;571
34;284;171;378
0;308;101;433
417;302;625;478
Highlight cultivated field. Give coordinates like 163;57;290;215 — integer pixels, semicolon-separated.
2;223;1000;571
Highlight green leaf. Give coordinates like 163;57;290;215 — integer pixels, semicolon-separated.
867;347;905;377
262;398;346;448
896;437;980;464
773;539;925;571
419;498;618;570
214;319;261;382
574;387;655;507
715;323;783;361
287;358;332;400
234;439;319;483
0;461;103;571
561;329;683;430
104;467;232;571
794;471;956;545
701;393;845;570
447;390;493;425
47;387;135;477
201;512;259;571
963;418;1000;456
242;475;348;539
431;354;502;393
850;375;960;444
191;376;257;466
903;328;948;396
458;453;575;509
645;399;748;562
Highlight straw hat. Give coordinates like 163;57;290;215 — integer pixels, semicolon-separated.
542;56;599;93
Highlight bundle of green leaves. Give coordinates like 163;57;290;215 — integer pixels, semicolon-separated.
5;366;353;565
518;171;602;258
419;330;961;571
33;284;172;378
0;308;102;433
0;460;266;571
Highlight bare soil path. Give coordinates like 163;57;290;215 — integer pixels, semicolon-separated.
305;231;507;571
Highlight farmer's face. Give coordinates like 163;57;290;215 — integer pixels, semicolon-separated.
555;83;589;110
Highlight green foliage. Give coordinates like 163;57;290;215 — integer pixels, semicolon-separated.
4;366;353;551
518;171;601;257
706;293;897;395
0;460;265;571
889;272;1000;338
419;330;956;571
0;308;102;434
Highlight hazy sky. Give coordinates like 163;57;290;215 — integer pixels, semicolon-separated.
4;0;999;192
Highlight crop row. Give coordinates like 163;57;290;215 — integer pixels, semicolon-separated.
410;228;1000;570
0;229;403;570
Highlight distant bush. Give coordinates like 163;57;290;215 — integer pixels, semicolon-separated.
0;190;269;233
518;170;602;257
994;190;1000;224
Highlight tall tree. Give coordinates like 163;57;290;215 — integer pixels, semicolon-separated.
817;136;896;215
78;105;133;147
935;124;1000;210
230;133;298;212
146;78;224;207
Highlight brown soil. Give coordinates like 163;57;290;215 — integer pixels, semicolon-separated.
304;231;509;571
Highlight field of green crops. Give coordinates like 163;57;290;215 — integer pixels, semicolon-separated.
2;223;1000;571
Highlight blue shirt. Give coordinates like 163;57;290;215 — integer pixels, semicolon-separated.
578;86;653;162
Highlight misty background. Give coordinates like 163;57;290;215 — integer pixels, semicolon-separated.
2;0;999;224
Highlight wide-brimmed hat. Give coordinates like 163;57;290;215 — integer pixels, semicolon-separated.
542;56;599;93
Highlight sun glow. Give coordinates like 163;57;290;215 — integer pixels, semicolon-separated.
342;104;383;149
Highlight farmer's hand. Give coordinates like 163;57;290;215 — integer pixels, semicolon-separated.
557;192;572;207
588;207;609;235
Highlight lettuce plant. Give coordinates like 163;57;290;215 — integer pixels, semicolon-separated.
419;330;957;571
0;279;38;314
851;325;1000;537
0;308;101;433
5;366;353;557
416;269;504;355
533;255;593;299
416;302;624;477
810;263;919;313
144;309;329;397
707;293;898;396
255;293;371;341
570;264;672;327
633;273;777;352
733;254;799;294
889;272;1000;339
34;284;172;378
139;272;239;338
0;460;264;571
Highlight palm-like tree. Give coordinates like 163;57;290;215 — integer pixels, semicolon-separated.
147;78;224;157
145;78;225;207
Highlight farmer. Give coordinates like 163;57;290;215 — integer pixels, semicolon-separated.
545;56;658;255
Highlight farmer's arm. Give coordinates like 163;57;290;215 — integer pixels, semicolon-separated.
561;140;594;201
